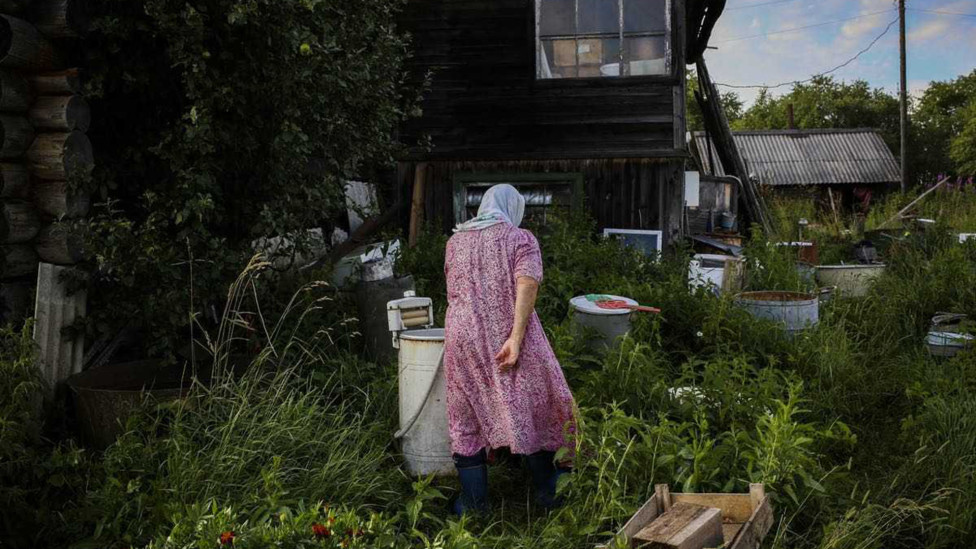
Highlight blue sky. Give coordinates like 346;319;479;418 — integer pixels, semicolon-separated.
704;0;976;105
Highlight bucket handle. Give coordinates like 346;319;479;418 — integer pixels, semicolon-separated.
393;348;445;439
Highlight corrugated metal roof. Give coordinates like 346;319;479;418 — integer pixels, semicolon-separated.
691;128;901;186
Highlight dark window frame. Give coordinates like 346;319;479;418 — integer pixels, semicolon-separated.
452;172;585;226
533;0;674;83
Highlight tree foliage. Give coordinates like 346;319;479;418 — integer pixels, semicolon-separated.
731;76;900;147
685;69;743;132
913;70;976;180
83;0;419;355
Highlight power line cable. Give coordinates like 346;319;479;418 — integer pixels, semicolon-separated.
726;0;802;11
713;15;900;89
713;8;894;44
907;7;976;18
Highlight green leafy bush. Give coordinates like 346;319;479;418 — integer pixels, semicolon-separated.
83;0;420;356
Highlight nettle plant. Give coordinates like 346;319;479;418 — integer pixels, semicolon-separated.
83;0;421;356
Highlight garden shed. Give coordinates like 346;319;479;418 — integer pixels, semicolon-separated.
397;0;727;248
691;128;901;209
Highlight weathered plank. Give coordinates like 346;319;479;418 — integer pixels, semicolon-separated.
671;494;756;523
632;502;724;549
728;497;773;549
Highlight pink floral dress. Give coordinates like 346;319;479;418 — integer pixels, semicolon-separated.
443;223;577;457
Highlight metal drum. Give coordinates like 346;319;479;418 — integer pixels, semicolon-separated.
397;328;453;476
570;295;635;350
815;265;885;297
735;291;819;337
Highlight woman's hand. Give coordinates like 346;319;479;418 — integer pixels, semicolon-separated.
495;337;521;372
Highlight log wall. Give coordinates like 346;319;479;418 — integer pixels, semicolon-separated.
0;0;90;326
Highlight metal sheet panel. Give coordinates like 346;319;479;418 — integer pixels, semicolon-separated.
691;128;901;186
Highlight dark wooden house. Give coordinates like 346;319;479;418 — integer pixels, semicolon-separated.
398;0;724;247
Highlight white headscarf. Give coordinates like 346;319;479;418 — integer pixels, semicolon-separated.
454;184;526;232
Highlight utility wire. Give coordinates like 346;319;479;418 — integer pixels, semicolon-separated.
714;15;900;89
726;0;802;11
713;8;895;44
907;7;976;18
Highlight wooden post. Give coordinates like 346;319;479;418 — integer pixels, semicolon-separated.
0;163;29;198
33;179;89;218
0;114;34;159
33;0;90;39
827;188;840;226
879;176;951;229
26;68;83;95
408;162;427;248
898;0;909;193
0;69;30;112
654;484;672;513
749;483;765;511
1;243;37;278
34;223;84;264
0;201;39;243
29;95;90;132
25;130;93;180
0;15;59;70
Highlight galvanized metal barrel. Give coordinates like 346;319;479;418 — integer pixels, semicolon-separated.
569;295;634;351
815;264;885;297
735;291;819;336
398;328;454;476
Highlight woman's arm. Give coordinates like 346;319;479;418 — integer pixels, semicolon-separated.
495;275;539;372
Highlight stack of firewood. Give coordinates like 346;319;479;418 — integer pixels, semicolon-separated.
0;0;91;322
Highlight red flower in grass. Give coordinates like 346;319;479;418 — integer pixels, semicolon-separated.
219;531;235;546
312;523;332;538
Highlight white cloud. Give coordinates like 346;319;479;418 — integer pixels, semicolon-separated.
703;0;976;106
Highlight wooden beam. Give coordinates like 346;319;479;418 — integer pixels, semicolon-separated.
0;15;59;70
408;162;427;247
0;163;28;198
0;200;39;243
26;131;93;180
0;115;34;159
26;69;84;96
0;69;30;112
878;176;950;229
33;0;90;39
34;223;85;264
29;95;90;132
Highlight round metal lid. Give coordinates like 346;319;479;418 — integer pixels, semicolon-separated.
400;328;446;341
569;295;637;316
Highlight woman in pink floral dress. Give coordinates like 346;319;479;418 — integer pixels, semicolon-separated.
443;184;577;514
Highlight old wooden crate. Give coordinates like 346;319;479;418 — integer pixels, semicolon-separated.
604;484;773;549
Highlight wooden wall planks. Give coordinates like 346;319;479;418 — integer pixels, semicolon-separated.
400;0;686;161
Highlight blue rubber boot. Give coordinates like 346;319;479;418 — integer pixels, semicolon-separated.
453;450;488;515
525;450;569;509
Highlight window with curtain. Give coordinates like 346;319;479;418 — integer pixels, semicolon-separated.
536;0;669;79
